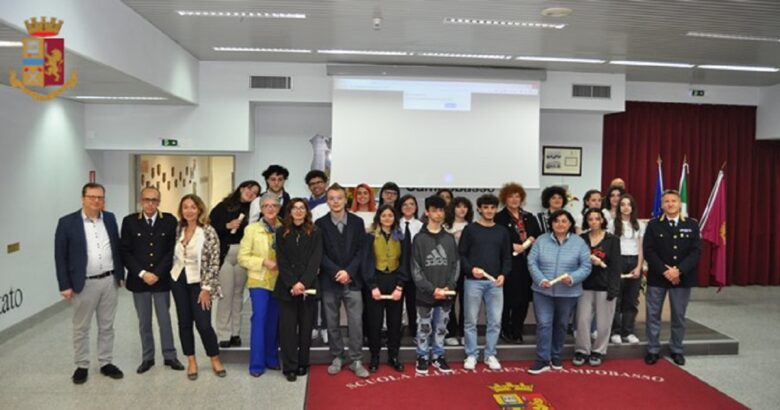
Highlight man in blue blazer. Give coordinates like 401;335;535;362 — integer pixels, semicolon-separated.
54;183;125;384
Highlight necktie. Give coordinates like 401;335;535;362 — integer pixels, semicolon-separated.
670;220;676;229
403;221;412;270
147;218;153;227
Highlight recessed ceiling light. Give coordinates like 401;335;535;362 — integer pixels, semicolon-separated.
317;49;411;56
72;96;168;101
0;40;22;47
541;7;573;18
517;56;605;64
418;52;512;60
443;17;565;29
213;47;312;53
698;64;779;73
176;10;306;19
609;60;694;68
687;31;780;43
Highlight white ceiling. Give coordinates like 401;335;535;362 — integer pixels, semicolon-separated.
0;22;188;104
121;0;780;86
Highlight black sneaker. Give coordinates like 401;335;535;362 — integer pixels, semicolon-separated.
572;352;587;367
588;352;603;367
550;357;563;370
527;361;550;375
415;356;429;374
431;357;453;373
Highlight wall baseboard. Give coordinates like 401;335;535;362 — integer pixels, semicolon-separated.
0;300;68;346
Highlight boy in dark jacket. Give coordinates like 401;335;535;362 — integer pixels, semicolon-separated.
411;196;459;374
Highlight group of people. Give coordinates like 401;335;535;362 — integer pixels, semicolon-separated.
54;165;701;385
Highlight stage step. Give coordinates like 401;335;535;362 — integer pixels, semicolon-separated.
221;319;737;365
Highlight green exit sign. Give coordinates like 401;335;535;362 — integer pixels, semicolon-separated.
689;89;705;97
161;139;178;147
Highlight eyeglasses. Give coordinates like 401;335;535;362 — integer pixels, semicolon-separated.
141;198;160;203
261;204;280;209
308;180;325;187
291;206;307;212
85;195;105;201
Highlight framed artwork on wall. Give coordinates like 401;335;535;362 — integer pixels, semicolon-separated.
542;146;582;176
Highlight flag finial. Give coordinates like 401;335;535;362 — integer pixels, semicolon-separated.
657;154;662;164
720;161;727;170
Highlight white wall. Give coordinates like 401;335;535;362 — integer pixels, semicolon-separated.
757;83;780;140
627;81;759;106
0;85;96;331
84;62;331;152
541;71;626;113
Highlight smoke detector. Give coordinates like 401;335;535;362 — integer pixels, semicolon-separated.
541;7;573;18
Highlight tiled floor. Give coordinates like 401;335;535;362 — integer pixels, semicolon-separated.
0;286;777;409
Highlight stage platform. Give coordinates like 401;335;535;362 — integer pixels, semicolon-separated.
220;308;738;364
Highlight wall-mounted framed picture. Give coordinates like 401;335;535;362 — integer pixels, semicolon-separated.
542;146;582;176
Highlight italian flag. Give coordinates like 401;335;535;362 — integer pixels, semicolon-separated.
679;158;689;218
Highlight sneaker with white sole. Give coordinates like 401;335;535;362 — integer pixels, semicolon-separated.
327;357;343;375
415;356;429;374
625;334;640;344
572;352;587;367
528;361;550;375
431;357;454;373
591;330;598;340
463;355;477;370
484;356;502;370
550;357;563;370
610;334;622;344
444;337;459;346
349;360;369;379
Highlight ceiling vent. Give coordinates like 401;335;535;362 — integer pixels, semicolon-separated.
572;84;611;99
250;76;292;89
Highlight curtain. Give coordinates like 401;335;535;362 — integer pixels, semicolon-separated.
602;101;780;286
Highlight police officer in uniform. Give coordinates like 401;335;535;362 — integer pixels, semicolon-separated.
643;189;701;366
120;187;185;373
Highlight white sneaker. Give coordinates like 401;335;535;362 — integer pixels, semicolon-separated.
485;356;502;370
321;330;329;344
312;329;320;340
463;356;477;370
591;330;598;340
445;337;459;346
625;334;640;344
610;334;622;344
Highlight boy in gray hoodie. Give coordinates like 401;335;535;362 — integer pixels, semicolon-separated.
411;196;459;374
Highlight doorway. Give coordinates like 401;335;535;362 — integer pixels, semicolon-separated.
135;155;235;215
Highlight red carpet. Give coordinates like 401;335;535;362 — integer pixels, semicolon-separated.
306;359;746;409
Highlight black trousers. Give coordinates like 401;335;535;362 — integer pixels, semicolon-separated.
403;279;417;335
367;272;404;358
278;296;316;373
170;272;219;357
612;255;642;337
501;267;533;339
446;272;465;338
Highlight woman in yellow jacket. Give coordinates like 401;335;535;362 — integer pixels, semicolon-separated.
238;193;282;377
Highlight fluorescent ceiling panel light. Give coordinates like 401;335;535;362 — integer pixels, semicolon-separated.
0;40;22;47
72;96;168;101
177;10;306;19
698;64;779;72
418;52;512;60
317;49;411;56
517;56;605;64
444;17;565;29
687;31;780;43
609;60;694;68
214;47;311;53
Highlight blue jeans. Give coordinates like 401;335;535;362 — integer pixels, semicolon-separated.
533;291;578;363
464;279;504;358
249;288;280;374
415;303;451;359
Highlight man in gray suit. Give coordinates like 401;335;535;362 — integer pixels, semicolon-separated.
120;187;184;374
